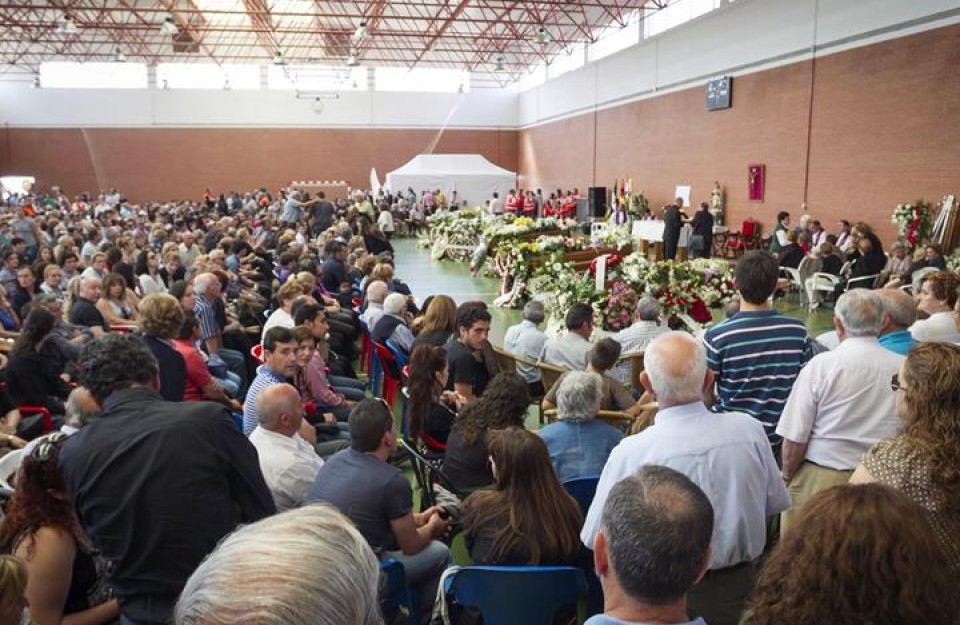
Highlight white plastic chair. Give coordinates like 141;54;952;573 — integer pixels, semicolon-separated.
0;449;24;490
806;272;842;310
590;221;609;236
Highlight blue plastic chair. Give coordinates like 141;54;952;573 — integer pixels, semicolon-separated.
443;566;588;625
562;475;601;517
385;338;410;367
380;559;416;619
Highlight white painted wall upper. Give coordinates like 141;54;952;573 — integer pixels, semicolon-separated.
518;0;960;127
0;82;519;129
0;0;956;130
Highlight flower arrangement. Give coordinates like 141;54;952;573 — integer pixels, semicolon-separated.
627;193;650;220
601;281;640;331
591;225;633;250
891;200;933;248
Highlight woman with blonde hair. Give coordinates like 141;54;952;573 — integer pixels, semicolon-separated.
0;555;28;625
412;295;456;348
852;342;960;573
748;484;958;625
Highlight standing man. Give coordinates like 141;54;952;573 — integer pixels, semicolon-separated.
307;399;450;623
310;191;336;236
504;300;548;396
777;290;903;533
583;332;789;625
281;191;318;229
60;335;274;625
662;201;682;261
588;466;713;625
703;251;810;448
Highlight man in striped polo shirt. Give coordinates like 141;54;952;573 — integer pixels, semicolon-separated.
703;251;811;450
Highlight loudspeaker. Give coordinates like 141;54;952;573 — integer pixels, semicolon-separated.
588;187;607;218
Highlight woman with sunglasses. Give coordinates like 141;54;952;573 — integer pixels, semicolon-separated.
852;342;960;575
0;433;120;625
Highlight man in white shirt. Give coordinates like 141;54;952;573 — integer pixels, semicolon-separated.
178;231;201;271
503;300;547;395
540;303;594;371
261;280;305;342
248;383;324;512
489;192;505;215
777;290;903;534
611;295;668;384
360;280;388;331
582;332;789;625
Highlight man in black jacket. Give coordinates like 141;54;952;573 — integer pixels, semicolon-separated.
60;335;275;625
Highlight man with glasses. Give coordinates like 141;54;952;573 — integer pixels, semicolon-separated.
776;290;903;534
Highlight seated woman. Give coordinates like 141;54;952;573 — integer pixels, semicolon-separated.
538;371;624;482
173;312;243;406
880;241;914;289
135;249;167;297
442;372;530;492
95;273;138;329
461;427;585;567
411;295;456;349
10;266;38;321
406;345;465;447
748;484;957;625
39;263;66;308
137;294;187;403
5;307;72;415
294;326;361;423
910;271;960;343
0;433;120;625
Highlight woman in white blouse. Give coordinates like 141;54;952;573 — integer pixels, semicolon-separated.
910;271;960;343
135;249;167;296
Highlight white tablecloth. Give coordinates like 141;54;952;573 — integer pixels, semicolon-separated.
631;220;691;246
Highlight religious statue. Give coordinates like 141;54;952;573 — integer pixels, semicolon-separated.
710;181;725;226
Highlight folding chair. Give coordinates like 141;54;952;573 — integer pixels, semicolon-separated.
399;438;462;511
373;343;403;408
442;566;588;625
562;475;601;517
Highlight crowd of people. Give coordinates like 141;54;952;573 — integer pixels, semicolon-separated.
0;183;958;625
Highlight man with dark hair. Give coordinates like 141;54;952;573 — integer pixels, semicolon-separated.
310;191;335;235
445;303;494;400
243;326;298;435
60;334;274;625
703;251;810;447
320;240;349;301
541;302;594;370
307;399;450;623
589;466;713;625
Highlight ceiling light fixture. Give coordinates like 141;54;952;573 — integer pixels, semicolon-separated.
494;55;506;72
113;47;127;63
160;16;179;35
57;14;78;35
535;26;550;44
352;19;368;43
272;50;285;65
31;76;40;88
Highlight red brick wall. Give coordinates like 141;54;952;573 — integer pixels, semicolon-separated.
519;24;960;244
1;127;518;203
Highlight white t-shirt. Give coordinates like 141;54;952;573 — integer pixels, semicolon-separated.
377;211;395;232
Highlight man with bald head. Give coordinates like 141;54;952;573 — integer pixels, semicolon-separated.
360;280;388;330
582;331;789;625
69;275;108;336
875;288;917;356
248;383;324;512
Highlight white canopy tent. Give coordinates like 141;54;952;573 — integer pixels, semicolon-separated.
385;154;516;208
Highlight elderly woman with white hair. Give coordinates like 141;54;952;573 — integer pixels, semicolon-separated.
175;505;382;625
538;371;624;482
371;292;415;356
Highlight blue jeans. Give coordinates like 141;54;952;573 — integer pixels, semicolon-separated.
220;348;248;394
382;541;451;623
215;371;242;398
